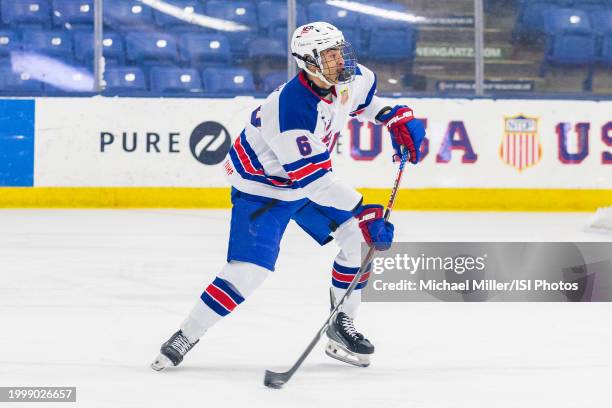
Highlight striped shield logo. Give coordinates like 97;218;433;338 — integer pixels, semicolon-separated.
500;115;542;171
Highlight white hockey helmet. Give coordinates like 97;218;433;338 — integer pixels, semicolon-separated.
291;22;357;86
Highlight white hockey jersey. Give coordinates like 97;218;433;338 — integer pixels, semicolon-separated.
222;64;387;211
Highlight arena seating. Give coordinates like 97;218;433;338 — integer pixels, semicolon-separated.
201;67;255;93
543;8;592;36
104;0;155;29
367;27;416;61
0;0;425;94
306;3;360;30
0;66;44;90
599;32;612;65
0;0;611;95
149;66;202;93
589;9;612;34
23;30;73;59
153;1;204;29
1;0;51;27
52;0;93;27
179;32;231;65
0;29;20;56
74;31;124;65
262;71;287;92
544;31;597;66
125;32;179;65
103;66;146;92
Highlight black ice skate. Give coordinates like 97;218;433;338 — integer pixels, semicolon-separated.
325;312;375;367
151;330;199;371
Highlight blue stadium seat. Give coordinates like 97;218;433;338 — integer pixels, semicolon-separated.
1;0;51;27
44;68;95;93
179;33;231;64
223;30;257;58
205;1;257;28
270;24;363;56
152;0;205;29
545;31;597;65
589;10;612;35
257;1;307;33
204;1;259;57
74;32;124;64
0;58;11;68
514;1;563;41
544;8;592;35
262;71;287;92
248;37;286;60
202;67;255;94
52;0;93;27
0;68;45;93
22;30;73;59
149;66;202;93
600;33;612;66
104;66;147;92
0;30;21;57
366;27;416;61
268;25;291;43
104;0;154;29
573;0;607;11
125;32;179;64
358;1;413;31
306;3;360;30
518;0;573;7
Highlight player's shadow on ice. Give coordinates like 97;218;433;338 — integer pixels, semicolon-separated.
157;364;263;377
300;362;368;372
156;362;367;377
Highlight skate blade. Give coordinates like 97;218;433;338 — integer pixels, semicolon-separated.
151;353;173;371
325;339;371;367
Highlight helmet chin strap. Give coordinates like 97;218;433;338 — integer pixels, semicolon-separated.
304;65;336;88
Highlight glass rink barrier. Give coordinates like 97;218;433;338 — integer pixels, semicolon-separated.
100;0;263;96
0;0;611;97
493;0;612;96
0;0;96;95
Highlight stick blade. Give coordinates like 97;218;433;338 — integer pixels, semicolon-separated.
264;369;291;389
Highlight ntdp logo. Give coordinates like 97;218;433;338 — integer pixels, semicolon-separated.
189;121;231;165
500;114;542;171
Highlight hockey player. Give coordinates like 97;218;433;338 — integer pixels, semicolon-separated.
152;22;425;370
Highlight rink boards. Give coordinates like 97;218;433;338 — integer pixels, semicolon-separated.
1;97;611;210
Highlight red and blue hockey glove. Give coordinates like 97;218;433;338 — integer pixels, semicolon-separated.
354;204;394;251
377;105;426;164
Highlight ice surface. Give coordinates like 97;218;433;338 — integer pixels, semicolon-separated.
1;210;610;408
586;206;612;233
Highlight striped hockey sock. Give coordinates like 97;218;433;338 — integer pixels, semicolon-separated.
331;261;370;290
330;262;370;318
200;277;245;316
180;277;245;342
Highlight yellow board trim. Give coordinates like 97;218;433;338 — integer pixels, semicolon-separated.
1;187;611;211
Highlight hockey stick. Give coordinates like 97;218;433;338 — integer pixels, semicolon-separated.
264;149;409;389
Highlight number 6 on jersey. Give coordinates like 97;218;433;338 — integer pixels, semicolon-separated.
296;136;312;156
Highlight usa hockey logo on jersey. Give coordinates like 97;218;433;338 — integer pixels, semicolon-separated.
500;114;542;171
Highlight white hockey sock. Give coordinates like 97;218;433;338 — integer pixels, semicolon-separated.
330;217;369;320
180;261;270;343
332;286;362;319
